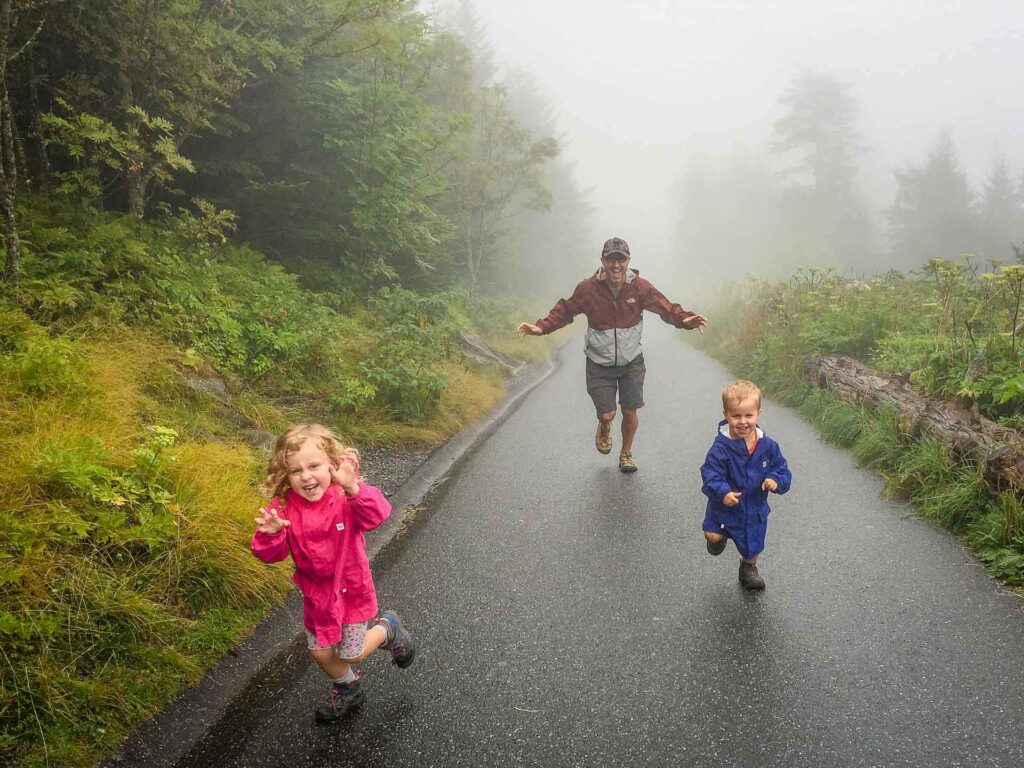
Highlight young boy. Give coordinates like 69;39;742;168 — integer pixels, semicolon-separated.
700;380;792;590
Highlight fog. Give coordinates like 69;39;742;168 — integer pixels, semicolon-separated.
468;0;1024;297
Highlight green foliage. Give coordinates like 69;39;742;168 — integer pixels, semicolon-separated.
0;420;274;767
15;200;335;386
332;288;459;421
0;310;84;396
43;100;195;201
702;260;1024;424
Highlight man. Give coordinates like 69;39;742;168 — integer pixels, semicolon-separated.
517;236;708;473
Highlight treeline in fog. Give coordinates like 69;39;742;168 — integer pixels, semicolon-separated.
674;71;1024;298
0;0;592;303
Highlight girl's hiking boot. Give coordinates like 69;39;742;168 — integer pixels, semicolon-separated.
738;560;766;590
375;610;417;668
314;679;365;723
706;536;728;556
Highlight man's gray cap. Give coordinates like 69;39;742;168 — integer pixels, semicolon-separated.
601;237;630;259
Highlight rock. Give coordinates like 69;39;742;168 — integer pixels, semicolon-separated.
459;332;525;374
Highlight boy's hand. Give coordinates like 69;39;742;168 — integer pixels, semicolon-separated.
330;454;360;496
762;478;778;492
255;507;290;534
517;322;542;338
723;491;742;507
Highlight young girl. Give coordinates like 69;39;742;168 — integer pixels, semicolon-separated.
251;424;416;723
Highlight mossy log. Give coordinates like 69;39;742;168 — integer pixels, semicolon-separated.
804;354;1024;493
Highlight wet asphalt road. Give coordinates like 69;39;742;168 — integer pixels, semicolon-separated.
180;323;1024;768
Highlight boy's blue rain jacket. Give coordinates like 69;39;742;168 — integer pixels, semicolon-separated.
700;421;792;559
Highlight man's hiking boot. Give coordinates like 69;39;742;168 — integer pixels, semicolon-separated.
595;422;613;454
618;451;638;473
314;679;365;723
738;560;766;590
706;536;728;556
375;610;416;668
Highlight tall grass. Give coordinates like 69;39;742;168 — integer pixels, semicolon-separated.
0;322;292;767
2;285;534;766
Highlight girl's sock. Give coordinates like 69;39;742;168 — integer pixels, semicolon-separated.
333;668;356;685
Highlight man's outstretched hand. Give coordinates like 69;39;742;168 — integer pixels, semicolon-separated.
685;314;709;333
517;322;542;338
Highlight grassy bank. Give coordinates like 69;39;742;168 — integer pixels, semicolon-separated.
0;208;550;767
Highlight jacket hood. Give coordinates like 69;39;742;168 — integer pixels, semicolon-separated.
716;419;764;454
593;267;639;283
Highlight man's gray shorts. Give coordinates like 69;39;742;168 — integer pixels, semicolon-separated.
585;355;646;414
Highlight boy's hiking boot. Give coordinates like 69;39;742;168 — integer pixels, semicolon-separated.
375;610;416;668
738;560;766;590
618;451;638;473
314;679;365;723
706;536;728;556
595;422;613;454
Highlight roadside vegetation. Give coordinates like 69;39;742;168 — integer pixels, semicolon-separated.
0;213;545;766
697;260;1024;588
0;2;577;766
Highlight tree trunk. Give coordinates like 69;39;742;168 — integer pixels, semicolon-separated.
0;84;20;289
0;0;18;290
28;56;48;177
465;209;477;302
805;354;1024;493
7;88;27;190
126;164;149;220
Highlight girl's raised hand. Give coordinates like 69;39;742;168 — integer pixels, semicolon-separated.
255;506;290;534
762;477;779;492
330;454;360;495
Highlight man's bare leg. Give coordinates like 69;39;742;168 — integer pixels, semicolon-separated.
620;407;638;454
596;410;615;454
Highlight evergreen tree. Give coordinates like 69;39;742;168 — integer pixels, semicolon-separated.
889;129;977;267
499;67;592;297
771;70;874;268
433;4;561;298
673;151;783;298
34;0;292;217
183;2;460;292
979;154;1022;262
438;0;498;87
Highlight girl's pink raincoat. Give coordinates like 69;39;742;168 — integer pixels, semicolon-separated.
251;483;391;647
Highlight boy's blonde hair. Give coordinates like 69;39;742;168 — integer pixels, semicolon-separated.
263;423;359;499
722;380;762;411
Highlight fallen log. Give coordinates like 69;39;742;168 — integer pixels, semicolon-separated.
804;354;1024;493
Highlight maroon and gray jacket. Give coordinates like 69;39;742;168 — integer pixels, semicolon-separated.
534;268;701;367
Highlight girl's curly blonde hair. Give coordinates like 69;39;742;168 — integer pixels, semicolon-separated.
263;423;360;499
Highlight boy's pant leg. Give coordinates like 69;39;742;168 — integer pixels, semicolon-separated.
703;510;767;560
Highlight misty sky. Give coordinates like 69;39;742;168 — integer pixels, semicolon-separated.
468;0;1024;272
